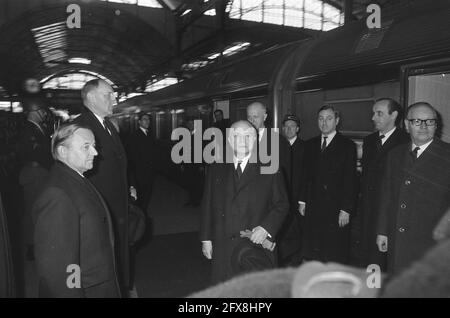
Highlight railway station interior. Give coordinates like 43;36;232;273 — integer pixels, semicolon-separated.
1;0;450;298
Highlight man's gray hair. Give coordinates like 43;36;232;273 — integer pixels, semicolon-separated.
81;79;101;103
51;122;91;160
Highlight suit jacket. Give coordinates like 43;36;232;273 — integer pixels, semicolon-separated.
33;162;120;297
258;128;290;180
300;133;357;263
74;110;130;289
377;139;450;274
200;161;289;284
128;128;156;174
360;128;409;262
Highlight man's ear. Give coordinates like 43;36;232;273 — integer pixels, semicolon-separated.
391;110;399;122
336;117;340;126
57;145;67;160
86;90;96;106
264;113;268;122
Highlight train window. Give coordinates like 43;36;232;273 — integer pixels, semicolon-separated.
408;72;450;143
0;102;21;113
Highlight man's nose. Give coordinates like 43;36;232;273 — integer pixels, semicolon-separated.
419;121;428;128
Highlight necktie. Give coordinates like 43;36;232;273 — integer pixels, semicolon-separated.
376;134;385;150
321;136;328;152
411;146;420;160
236;161;243;179
103;119;112;136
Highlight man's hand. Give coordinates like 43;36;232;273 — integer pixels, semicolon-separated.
338;210;350;227
202;241;212;259
129;186;137;201
298;202;306;216
250;226;268;245
376;235;388;252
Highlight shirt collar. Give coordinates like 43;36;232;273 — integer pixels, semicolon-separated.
412;139;434;158
233;154;251;171
139;127;148;135
288;135;297;146
380;126;396;144
93;112;106;129
321;130;337;146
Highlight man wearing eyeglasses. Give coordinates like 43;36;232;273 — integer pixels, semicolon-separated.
200;120;288;285
376;102;450;274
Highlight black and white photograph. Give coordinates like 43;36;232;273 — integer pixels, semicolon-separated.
0;0;450;301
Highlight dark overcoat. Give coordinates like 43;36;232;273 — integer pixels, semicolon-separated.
377;139;450;274
300;133;357;264
200;161;289;284
33;162;120;297
277;137;306;263
128;128;157;210
359;128;409;267
74;110;130;290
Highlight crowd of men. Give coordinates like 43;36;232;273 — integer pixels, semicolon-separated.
200;99;450;286
13;76;450;296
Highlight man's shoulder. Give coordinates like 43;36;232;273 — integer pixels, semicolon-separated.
74;110;99;129
429;139;450;159
335;133;356;149
387;142;410;159
363;132;378;143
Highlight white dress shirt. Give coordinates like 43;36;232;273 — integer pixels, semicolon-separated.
380;126;396;145
412;139;433;158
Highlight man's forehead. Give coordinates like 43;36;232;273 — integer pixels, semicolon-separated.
284;120;298;127
374;101;389;112
229;127;255;135
409;105;435;118
73;128;94;141
318;109;335;117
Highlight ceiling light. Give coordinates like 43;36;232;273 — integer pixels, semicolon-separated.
68;57;91;64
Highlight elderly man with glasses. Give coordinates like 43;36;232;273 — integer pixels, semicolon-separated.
376;102;450;274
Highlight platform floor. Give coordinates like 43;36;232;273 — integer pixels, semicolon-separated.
134;174;211;297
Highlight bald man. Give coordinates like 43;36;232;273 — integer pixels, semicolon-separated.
376;102;450;274
246;102;290;183
200;120;289;284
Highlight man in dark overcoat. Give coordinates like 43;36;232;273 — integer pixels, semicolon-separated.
360;98;409;269
74;79;133;294
299;105;357;264
128;113;156;211
200;120;289;284
277;114;305;266
376;102;450;274
33;123;120;297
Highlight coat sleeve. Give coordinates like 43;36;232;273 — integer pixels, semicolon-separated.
33;188;84;298
200;165;214;241
340;141;358;215
261;170;289;237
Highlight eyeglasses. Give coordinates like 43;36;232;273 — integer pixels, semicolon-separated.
407;119;437;127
